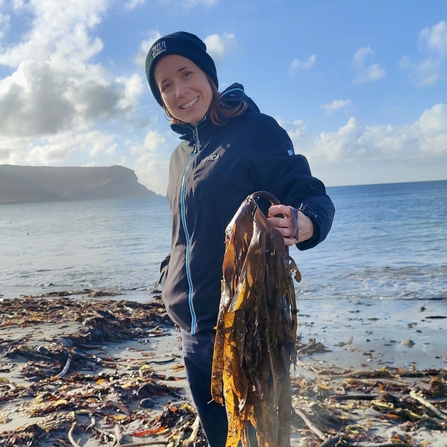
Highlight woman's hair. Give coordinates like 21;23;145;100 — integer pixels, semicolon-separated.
163;75;247;126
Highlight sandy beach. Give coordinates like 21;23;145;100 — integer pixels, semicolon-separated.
1;291;446;446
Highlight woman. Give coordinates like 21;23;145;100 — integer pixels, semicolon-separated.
145;31;335;446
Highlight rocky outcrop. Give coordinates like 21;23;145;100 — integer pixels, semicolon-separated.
0;165;157;204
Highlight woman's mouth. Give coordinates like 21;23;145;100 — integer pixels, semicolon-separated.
180;97;199;110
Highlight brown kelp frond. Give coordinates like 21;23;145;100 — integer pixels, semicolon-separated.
211;191;300;447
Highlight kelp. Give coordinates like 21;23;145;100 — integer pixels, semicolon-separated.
211;191;301;447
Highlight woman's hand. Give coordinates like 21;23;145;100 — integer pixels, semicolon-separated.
267;204;314;247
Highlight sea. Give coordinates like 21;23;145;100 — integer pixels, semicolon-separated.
1;180;446;303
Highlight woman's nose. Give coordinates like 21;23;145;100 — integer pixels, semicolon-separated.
175;82;188;97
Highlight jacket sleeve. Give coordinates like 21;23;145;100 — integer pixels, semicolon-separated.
156;253;171;288
247;113;335;250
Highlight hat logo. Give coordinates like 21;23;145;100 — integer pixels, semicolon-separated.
152;41;167;59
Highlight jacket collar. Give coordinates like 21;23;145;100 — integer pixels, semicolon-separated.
170;83;260;144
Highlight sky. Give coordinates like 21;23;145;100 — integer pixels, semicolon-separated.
0;0;446;195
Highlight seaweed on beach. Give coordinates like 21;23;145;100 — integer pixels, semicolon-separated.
291;360;447;446
1;293;447;447
0;292;208;447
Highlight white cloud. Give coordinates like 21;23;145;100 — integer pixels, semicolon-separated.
0;11;10;39
159;0;219;8
0;59;136;137
283;103;447;186
25;131;117;165
116;73;144;110
420;21;447;55
124;0;146;10
204;33;237;60
289;55;316;76
352;46;386;83
400;55;441;86
0;135;32;165
131;130;166;156
0;130;118;166
277;119;313;157
134;30;162;68
401;21;447;87
0;1;114;137
128;129;173;194
0;0;108;68
0;0;156;183
320;99;352;115
418;103;447;148
0;1;146;142
181;0;219;7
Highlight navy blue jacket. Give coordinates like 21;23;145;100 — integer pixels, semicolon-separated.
161;84;335;334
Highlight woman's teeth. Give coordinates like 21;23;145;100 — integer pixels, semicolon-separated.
181;97;198;109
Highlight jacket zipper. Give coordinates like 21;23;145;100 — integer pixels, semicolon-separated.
180;125;201;334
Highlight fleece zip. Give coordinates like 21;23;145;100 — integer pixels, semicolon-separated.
179;122;202;332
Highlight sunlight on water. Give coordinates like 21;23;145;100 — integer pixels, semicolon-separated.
1;181;446;301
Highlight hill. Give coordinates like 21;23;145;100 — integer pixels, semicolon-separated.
0;165;157;204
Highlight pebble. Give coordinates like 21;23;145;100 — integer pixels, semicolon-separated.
401;339;415;347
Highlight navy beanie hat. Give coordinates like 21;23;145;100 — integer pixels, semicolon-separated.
145;31;218;107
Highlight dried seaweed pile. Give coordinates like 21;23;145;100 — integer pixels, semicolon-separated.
0;291;173;342
291;362;447;446
0;292;208;447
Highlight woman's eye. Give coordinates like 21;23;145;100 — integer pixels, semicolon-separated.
161;82;172;92
183;71;192;78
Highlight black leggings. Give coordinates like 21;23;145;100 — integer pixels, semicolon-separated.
180;329;228;447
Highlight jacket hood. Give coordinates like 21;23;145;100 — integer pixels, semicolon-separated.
219;83;260;114
170;83;260;143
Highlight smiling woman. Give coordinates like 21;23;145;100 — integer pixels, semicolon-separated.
144;31;335;447
154;55;213;126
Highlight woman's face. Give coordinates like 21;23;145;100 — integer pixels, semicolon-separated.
154;54;213;126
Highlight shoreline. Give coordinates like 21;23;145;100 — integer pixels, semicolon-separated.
1;292;446;446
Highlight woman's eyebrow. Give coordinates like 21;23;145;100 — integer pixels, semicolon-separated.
159;65;193;85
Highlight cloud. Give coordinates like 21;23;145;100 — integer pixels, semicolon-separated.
289;55;316;77
128;129;173;194
401;21;447;87
284;103;447;183
277;119;313;156
204;33;237;60
130;130;166;156
0;1;111;137
134;30;162;68
400;55;441;86
0;129;118;166
352;46;386;83
124;0;146;10
420;21;447;55
320;99;352;115
116;73;144;110
159;0;219;8
0;10;10;40
0;59;137;137
0;1;146;141
0;0;107;68
180;0;219;7
418;103;447;144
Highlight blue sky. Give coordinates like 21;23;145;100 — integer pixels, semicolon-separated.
0;0;446;194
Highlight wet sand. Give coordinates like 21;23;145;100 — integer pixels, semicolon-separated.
1;292;446;446
297;297;447;371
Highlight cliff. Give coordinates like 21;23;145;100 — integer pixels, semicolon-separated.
0;165;157;205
